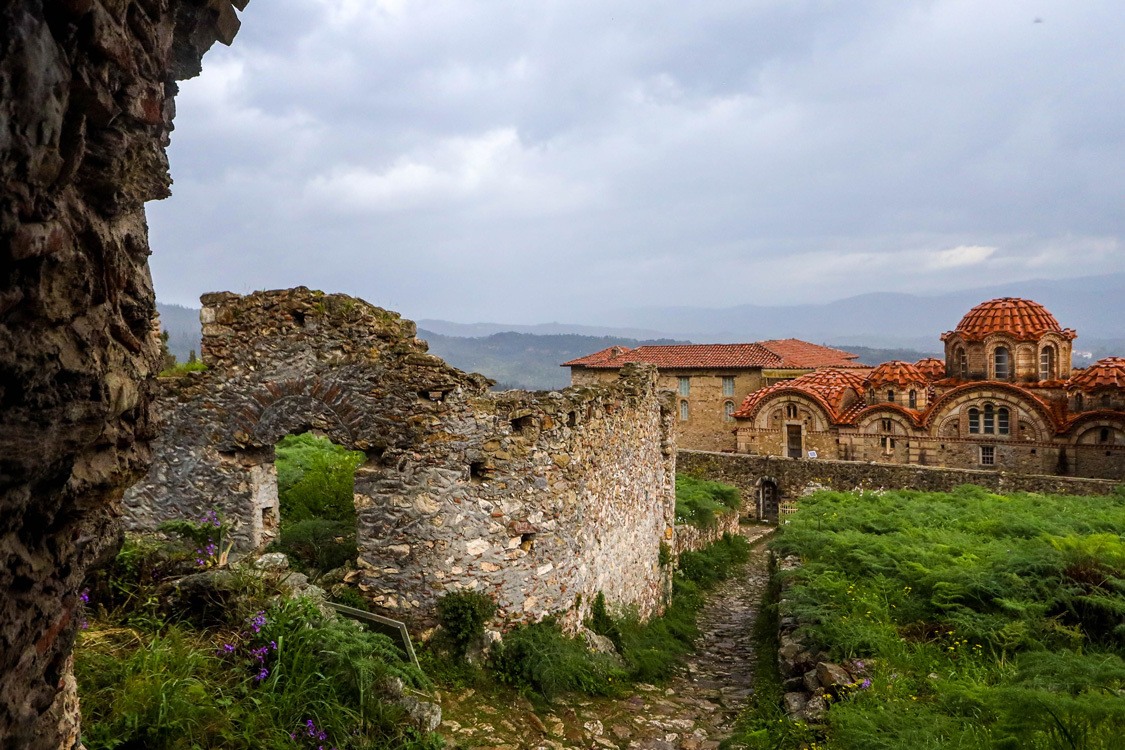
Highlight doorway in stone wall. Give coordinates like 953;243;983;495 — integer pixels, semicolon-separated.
271;432;364;579
760;480;780;524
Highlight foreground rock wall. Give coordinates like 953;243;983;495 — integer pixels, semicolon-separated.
679;450;1120;520
0;1;244;746
125;288;677;629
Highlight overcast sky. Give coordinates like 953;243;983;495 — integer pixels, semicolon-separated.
148;0;1125;324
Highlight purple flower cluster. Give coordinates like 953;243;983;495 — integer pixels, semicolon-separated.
289;719;336;750
200;509;222;528
249;611;267;634
195;538;218;568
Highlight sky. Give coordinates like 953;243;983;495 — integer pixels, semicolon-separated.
148;0;1125;324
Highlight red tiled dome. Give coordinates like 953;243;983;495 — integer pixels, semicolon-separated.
733;368;868;420
948;298;1075;342
1068;357;1125;391
867;361;927;388
914;358;946;380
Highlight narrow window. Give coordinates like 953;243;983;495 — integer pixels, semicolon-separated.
724;400;735;422
887;389;895;403
1075;393;1084;411
1039;346;1055;381
957;347;967;378
786;404;798;419
1102;394;1112;408
867;388;875;404
908;390;917;409
994;347;1010;380
980;445;995;466
722;376;735;397
881;418;892;432
678;377;690;397
997;407;1010;435
968;407;980;434
680;400;689;421
983;403;995;434
1100;427;1112;444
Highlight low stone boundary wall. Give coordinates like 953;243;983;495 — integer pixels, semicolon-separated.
672;510;740;557
679;451;1120;520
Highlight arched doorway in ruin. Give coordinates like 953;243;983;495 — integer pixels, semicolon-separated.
758;477;780;524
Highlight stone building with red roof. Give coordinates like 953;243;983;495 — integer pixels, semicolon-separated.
563;339;862;451
733;298;1125;480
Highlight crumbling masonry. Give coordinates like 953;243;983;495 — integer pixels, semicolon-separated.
125;288;679;629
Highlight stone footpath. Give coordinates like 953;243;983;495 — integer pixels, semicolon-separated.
438;525;774;749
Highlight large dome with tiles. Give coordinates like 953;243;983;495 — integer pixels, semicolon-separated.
950;298;1075;342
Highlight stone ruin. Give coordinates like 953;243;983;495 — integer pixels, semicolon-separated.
124;288;679;629
1;1;246;745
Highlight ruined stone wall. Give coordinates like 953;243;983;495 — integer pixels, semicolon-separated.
125;289;677;630
672;512;741;557
0;2;244;745
678;450;1121;520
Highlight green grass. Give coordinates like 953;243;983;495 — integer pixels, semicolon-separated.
676;475;742;528
727;486;1125;749
159;359;207;376
76;540;442;750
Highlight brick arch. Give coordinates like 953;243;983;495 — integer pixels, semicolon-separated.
747;389;834;430
233;377;367;448
851;404;924;432
924;383;1057;437
1065;413;1125;445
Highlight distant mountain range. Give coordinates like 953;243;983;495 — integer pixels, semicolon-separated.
157;274;1123;389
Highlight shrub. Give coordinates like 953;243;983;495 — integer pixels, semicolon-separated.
675;475;740;528
491;619;627;699
273;518;357;575
436;590;497;658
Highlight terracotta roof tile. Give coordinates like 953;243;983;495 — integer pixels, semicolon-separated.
914;358;946;380
942;297;1076;342
733;368;869;421
1068;357;1125;391
867;361;928;388
563;340;859;370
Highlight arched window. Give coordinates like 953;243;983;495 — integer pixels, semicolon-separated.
956;347;967;378
1099;427;1111;444
968;407;980;434
908;390;917;409
1075;393;1084;411
887;389;895;403
994;347;1010;380
983;403;995;434
1039;346;1055;381
724;400;735;422
868;388;875;404
680;400;689;421
786;403;798;419
997;407;1010;435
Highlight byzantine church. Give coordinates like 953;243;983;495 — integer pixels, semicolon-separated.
733;298;1125;480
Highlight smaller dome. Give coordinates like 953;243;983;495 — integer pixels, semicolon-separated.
945;297;1075;342
867;361;927;388
914;358;946;380
1068;357;1125;391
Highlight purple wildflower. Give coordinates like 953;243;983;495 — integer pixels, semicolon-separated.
254;666;269;682
79;589;90;605
861;678;872;689
249;611;267;633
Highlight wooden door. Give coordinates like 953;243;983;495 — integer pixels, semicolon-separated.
786;424;802;459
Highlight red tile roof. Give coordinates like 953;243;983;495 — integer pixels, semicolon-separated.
914;358;946;380
1068;357;1125;391
867;361;928;388
942;297;1076;342
732;368;869;421
562;339;859;370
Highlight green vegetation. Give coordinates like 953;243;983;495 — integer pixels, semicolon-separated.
436;591;497;658
675;475;741;528
271;432;364;576
490;533;752;698
77;534;440;750
728;486;1125;749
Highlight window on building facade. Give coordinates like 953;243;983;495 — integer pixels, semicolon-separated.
722;376;735;396
887;389;895;403
881;418;892;432
909;390;917;409
983;403;995;434
1039;346;1055;381
980;445;995;466
680;400;689;421
724;400;735;421
994;347;1010;380
678;377;690;396
868;388;875;404
968;407;980;433
957;347;967;378
997;407;1010;435
1099;427;1111;444
1102;394;1112;408
1075;393;1084;411
786;403;798;419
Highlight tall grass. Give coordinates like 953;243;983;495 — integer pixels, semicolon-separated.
676;475;741;528
730;486;1125;749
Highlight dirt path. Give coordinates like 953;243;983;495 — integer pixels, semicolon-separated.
438;525;774;750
